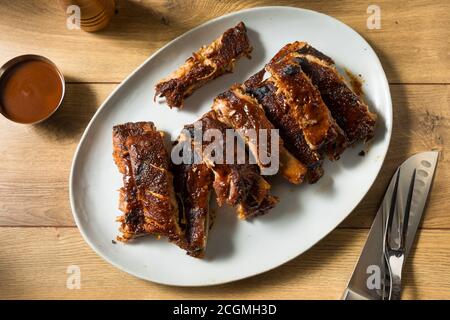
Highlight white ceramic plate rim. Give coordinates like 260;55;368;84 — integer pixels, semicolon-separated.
69;6;392;286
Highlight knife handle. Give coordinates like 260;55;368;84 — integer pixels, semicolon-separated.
342;289;369;300
390;274;402;300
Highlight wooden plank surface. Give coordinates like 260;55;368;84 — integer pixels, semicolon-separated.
0;0;448;84
0;0;449;300
0;227;449;300
0;84;448;227
343;84;450;228
0;83;112;226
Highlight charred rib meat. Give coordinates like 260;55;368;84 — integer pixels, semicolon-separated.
113;122;184;248
265;51;347;160
212;86;308;184
244;72;324;183
155;22;252;108
177;111;278;219
173;161;213;258
113;122;154;241
272;42;377;144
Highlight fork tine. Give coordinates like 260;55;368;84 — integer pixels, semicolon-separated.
382;169;401;300
400;169;416;250
386;168;401;246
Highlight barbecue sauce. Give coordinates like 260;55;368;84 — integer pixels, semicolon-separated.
0;59;63;123
344;68;364;97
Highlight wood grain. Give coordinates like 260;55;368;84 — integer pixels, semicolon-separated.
0;227;449;299
0;84;114;226
0;84;448;227
342;84;450;228
0;0;449;300
0;0;448;83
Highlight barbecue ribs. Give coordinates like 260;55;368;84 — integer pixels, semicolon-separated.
212;86;308;184
265;51;347;160
177;111;278;219
271;42;377;145
113;122;153;241
113;122;184;248
173;160;213;258
155;22;252;108
244;71;324;183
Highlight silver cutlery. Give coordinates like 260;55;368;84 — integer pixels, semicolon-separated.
343;151;439;300
382;168;415;299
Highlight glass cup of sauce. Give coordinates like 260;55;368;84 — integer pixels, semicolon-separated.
0;55;65;124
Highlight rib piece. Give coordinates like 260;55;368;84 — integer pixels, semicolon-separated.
112;122;155;241
172;122;213;258
201;111;278;218
126;131;183;245
212;86;307;184
272;42;377;144
265;51;347;160
112;122;185;248
155;22;252;108
177;111;278;219
173;161;213;258
244;71;324;183
235;165;278;219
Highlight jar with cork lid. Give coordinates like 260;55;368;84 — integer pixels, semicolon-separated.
59;0;116;32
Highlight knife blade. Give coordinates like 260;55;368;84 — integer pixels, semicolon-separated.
342;151;439;300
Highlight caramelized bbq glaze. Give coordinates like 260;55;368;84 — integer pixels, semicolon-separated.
245;74;324;183
155;22;252;108
297;56;376;144
173;160;213;258
113;122;154;241
212;86;307;184
266;52;347;159
113;122;184;248
272;41;377;144
127;133;182;243
180;111;278;219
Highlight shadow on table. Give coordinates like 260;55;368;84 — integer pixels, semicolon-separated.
147;227;360;298
403;240;420;300
32;76;98;142
340;39;413;228
92;0;187;44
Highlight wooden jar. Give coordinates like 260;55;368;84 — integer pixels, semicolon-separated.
59;0;115;32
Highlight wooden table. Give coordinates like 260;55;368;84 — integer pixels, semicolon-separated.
0;0;449;300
